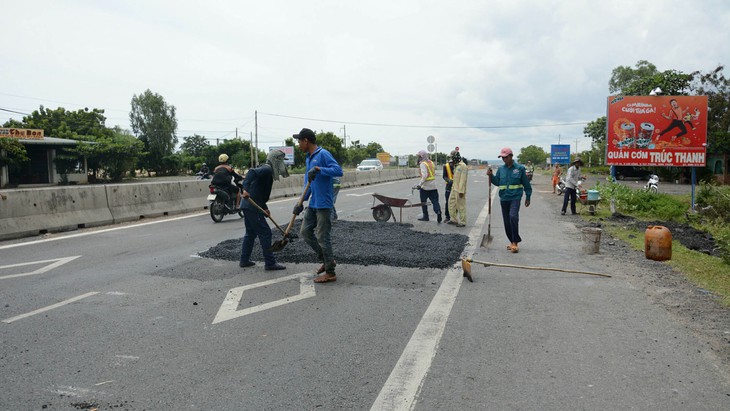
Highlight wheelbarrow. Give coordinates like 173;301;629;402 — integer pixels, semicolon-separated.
578;190;600;215
371;193;428;223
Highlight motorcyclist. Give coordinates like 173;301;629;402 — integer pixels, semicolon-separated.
526;161;535;181
198;163;210;179
211;154;244;209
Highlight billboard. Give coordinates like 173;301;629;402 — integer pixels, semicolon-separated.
551;144;571;164
606;95;708;167
0;128;44;139
268;145;295;165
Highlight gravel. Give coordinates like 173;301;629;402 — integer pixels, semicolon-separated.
199;220;469;268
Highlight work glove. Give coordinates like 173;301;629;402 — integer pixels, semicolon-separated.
412;185;421;190
307;167;320;182
293;203;304;216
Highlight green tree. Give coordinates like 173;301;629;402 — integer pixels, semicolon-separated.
129;89;178;174
517;145;548;165
0;138;30;170
180;134;209;157
3;106;112;140
609;60;693;96
691;65;730;154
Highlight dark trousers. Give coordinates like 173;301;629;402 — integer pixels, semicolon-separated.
562;187;577;214
419;188;441;219
659;119;688;139
240;208;276;267
444;188;452;219
500;199;522;244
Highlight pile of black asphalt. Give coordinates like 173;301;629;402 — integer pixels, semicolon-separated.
199;220;469;269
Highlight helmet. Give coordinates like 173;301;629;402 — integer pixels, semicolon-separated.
218;154;229;163
202;163;207;166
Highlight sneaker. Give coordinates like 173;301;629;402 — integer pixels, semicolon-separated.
456;223;466;227
265;263;286;271
444;218;451;223
239;261;255;268
560;211;566;215
417;217;429;221
437;213;442;223
447;220;458;225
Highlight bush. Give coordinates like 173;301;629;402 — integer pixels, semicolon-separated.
594;180;687;220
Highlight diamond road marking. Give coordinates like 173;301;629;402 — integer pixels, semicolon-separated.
0;255;82;280
212;273;315;324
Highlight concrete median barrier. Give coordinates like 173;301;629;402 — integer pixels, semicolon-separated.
0;168;422;241
0;186;114;240
106;182;188;223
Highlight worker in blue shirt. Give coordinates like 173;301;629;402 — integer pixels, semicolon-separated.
292;128;343;283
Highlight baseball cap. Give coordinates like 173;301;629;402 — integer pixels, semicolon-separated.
293;128;316;143
498;147;513;158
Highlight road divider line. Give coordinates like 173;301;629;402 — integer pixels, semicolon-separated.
2;292;99;324
371;193;491;410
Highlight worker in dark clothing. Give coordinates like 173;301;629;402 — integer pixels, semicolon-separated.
442;151;457;223
239;149;288;270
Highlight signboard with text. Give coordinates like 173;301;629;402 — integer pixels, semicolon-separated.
268;146;295;165
0;128;44;139
606;95;708;167
551;144;571;164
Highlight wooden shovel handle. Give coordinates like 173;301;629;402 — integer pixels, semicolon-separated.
283;180;312;236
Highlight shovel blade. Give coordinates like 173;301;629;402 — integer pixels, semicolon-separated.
480;233;493;248
268;238;289;253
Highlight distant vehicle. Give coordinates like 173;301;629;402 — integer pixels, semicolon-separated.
614;166;652;180
357;159;383;171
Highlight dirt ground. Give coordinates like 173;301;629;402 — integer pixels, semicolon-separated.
542;187;730;373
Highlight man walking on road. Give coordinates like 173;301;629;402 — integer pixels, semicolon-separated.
487;147;532;253
239;149;288;270
442;153;456;223
292;128;343;283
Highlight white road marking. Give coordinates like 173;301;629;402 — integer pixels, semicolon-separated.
2;291;99;323
0;255;81;280
212;273;315;324
370;194;491;410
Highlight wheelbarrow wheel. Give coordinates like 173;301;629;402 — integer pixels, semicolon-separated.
372;204;392;222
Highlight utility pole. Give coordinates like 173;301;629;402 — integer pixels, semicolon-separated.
341;125;347;148
254;110;258;167
575;138;579;157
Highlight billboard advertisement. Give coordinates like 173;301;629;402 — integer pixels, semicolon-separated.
551;144;571;165
268;145;295;165
606;95;708;167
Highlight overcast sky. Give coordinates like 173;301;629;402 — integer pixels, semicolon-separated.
2;0;729;162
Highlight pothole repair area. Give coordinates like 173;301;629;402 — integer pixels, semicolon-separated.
200;220;470;269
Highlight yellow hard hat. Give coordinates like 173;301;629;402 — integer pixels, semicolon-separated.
218;154;229;163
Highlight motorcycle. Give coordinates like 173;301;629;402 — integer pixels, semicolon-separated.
526;170;534;181
556;177;583;196
207;182;244;222
644;174;659;193
196;171;211;180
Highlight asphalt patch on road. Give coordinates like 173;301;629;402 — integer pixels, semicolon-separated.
199;220;469;269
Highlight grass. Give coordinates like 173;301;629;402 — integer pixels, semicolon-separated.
583;182;730;306
605;223;730;306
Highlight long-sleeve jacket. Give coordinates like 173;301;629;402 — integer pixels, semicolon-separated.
418;159;437;191
241;163;273;211
565;165;582;189
303;146;343;209
489;162;532;202
451;160;468;194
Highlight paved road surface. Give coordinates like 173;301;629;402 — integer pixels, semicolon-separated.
1;172;727;410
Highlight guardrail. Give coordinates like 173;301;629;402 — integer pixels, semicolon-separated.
0;168;419;241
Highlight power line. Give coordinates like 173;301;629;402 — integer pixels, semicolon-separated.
258;111;589;129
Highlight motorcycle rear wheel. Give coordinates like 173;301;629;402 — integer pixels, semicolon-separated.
210;199;226;222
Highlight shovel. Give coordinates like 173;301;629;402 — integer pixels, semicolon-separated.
480;175;493;248
269;180;311;252
244;197;288;237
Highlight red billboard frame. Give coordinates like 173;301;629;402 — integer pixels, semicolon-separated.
606;95;708;167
